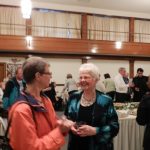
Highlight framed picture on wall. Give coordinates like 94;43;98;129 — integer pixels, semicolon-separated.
7;63;22;77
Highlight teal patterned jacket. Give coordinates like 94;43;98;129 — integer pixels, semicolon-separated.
65;90;119;150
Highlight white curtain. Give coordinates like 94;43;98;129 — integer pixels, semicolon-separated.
32;10;81;38
88;15;129;42
0;7;26;35
134;20;150;43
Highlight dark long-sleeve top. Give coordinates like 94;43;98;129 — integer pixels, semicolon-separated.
132;76;148;101
65;90;119;150
136;94;150;148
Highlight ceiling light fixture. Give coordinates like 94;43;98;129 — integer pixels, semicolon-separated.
21;0;32;19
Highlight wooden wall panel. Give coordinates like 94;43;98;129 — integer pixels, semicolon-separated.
0;35;150;57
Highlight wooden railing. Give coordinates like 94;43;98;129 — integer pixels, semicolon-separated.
0;23;81;39
1;22;150;43
88;29;129;42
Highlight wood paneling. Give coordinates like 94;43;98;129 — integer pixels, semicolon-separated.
0;63;6;82
129;59;134;78
0;35;150;58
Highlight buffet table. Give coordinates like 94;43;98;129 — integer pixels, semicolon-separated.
114;112;145;150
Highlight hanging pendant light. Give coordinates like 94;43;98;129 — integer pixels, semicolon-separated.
21;0;32;19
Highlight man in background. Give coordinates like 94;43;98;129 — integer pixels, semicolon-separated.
132;68;148;102
114;67;131;102
2;66;26;109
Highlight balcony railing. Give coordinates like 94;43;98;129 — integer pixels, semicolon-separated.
1;23;150;43
88;29;129;42
0;23;81;39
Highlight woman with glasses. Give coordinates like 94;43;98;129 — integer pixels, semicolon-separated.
9;57;74;150
65;63;119;150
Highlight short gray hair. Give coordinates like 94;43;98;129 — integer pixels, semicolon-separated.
119;67;125;72
79;63;100;81
23;57;49;84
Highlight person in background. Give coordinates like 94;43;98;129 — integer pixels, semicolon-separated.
44;82;63;111
145;78;150;95
122;72;131;101
132;68;148;102
62;73;78;96
2;66;26;109
103;73;116;100
0;82;4;103
96;74;106;93
3;72;11;84
65;63;119;150
136;75;150;150
114;67;132;102
9;56;74;150
43;82;57;107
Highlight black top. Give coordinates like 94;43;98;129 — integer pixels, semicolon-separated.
132;76;148;101
78;104;94;125
44;84;56;103
69;104;95;150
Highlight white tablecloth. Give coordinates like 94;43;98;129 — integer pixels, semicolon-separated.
114;115;145;150
0;117;8;136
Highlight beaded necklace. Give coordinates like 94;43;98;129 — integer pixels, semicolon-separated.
80;93;96;107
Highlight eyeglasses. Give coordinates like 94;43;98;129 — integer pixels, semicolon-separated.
42;72;52;76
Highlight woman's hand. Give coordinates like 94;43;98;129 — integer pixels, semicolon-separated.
77;125;97;137
57;116;75;134
71;125;78;135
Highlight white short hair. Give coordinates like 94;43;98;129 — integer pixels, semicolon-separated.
79;63;100;81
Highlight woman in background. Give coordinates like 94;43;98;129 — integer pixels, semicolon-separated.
62;73;78;96
65;63;119;150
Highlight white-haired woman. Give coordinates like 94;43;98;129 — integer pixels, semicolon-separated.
65;63;119;150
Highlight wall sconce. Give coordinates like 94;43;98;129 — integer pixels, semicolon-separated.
116;41;122;49
26;36;32;49
85;56;91;60
21;0;32;19
91;47;98;53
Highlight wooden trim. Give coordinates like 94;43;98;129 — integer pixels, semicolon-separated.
81;14;87;40
129;59;134;78
129;17;134;42
26;19;32;36
56;84;64;86
0;51;150;61
1;36;150;58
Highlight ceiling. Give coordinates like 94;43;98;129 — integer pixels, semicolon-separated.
1;0;150;18
33;0;150;14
